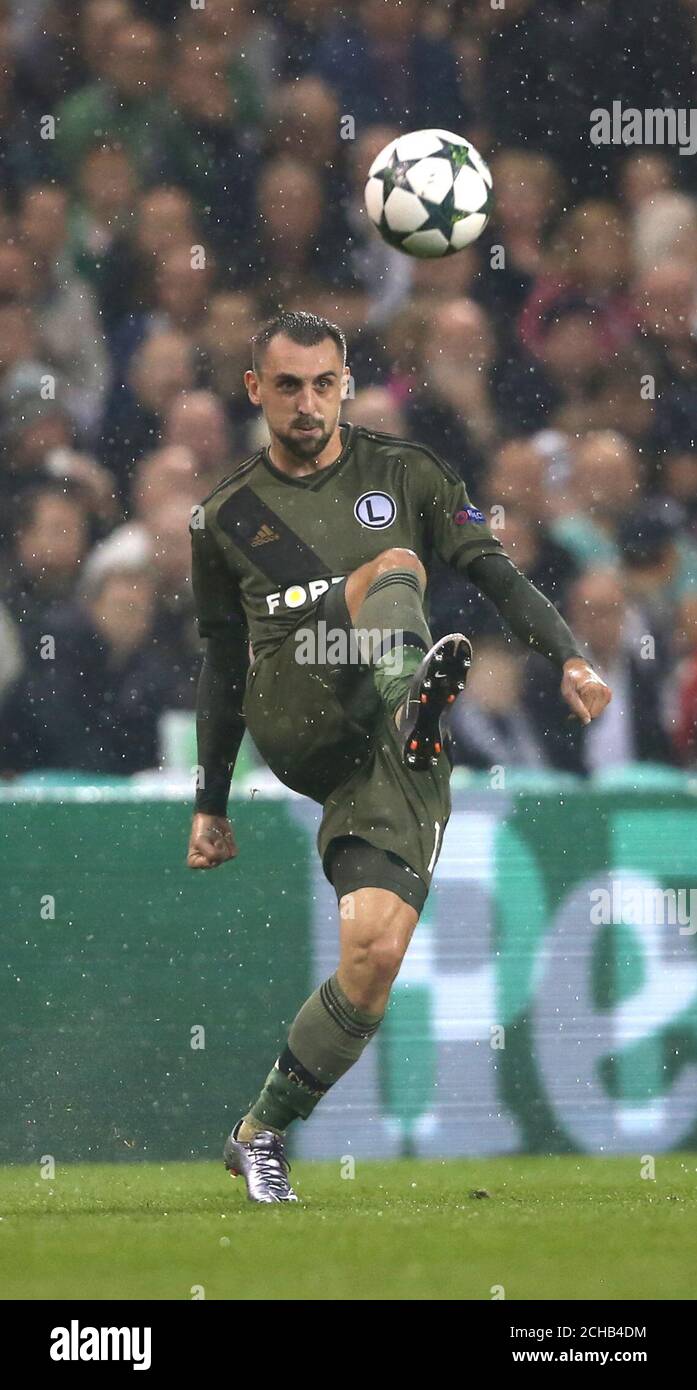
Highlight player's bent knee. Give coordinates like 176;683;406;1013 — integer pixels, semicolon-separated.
373;547;426;584
369;937;405;986
343;933;406;989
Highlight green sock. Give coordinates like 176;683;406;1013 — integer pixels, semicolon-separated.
373;643;425;719
244;974;383;1131
354;569;432;717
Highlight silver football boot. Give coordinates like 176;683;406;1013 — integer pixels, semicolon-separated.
223;1121;298;1203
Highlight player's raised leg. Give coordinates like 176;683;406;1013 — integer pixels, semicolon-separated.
224;885;417;1203
344;546;472;770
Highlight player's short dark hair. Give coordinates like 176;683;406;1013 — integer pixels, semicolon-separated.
252;310;347;373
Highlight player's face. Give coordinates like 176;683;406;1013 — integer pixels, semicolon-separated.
245;335;347;461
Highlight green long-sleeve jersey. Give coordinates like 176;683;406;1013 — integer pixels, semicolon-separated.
189;421;582;813
190;421;503;655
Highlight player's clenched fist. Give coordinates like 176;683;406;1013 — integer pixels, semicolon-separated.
561;657;612;725
187;814;238;869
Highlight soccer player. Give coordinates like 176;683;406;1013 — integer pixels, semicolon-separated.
187;311;611;1202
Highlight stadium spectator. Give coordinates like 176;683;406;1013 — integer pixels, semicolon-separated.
485;437;559;525
409;245;480;309
482;498;577;611
133;186;199;267
86;472;204;713
268;0;332;80
406;298;547;493
0;598;23;708
405;298;497;491
519;201;636;365
631;192;697;276
163;392;234;499
662;452;697;537
637;261;697;466
478;149;563;340
54;17;170;180
66;144;141;339
3;0;697;783
526;568;676;775
550;432;644;569
617;499;697;658
107;239;215;390
343;125;414;328
0;562;171;775
2;481;91;663
131;444;199;522
81;442;198;608
162;19;260;253
198;290;259;441
171;0;269;126
311;0;469;135
17;182;111;439
449;637;549;772
0;11;56;193
672;593;697;764
78;1;135;84
551;344;656;450
0;365;79;520
250;156;360;318
268;76;340;169
619;151;675;214
100;330;197;501
146;495;202;709
0;238;37;302
428;434;577;643
0;302;42;401
345;388;408;438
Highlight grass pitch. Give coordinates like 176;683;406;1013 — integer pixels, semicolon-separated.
1;1155;695;1301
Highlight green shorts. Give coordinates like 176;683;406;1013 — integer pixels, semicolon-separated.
242;577;452;914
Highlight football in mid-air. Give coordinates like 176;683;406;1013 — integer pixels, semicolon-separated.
364;128;493;258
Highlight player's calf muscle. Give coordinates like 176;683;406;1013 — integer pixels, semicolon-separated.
337;888;417;1008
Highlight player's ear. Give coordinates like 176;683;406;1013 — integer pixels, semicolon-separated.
340;365;352;400
244;368;261;405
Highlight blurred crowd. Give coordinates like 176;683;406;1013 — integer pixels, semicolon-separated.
2;0;697;780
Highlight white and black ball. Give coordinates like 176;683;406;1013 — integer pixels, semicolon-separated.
364;128;493;259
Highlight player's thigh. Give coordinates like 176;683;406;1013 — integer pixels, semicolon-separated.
319;712;452;899
243;616;375;798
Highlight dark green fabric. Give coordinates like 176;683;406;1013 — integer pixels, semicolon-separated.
193;632;248;815
373;642;425;719
354;567;431;717
189;422;501;817
288;973;382;1085
327;835;428;914
244;577;452;892
247;973;384;1129
467;553;582;669
247;1063;318;1127
189;421;503;663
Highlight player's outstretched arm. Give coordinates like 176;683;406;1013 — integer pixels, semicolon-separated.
466;553;611;724
187;631;249;870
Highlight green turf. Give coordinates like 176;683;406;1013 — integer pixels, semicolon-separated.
1;1156;695;1301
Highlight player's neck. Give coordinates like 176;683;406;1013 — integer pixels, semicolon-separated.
268;424;345;478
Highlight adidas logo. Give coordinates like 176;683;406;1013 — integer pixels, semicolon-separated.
250;523;280;547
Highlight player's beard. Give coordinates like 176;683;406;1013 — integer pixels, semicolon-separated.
274;418;333;460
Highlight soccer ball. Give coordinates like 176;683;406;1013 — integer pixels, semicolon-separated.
364;128;493;259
